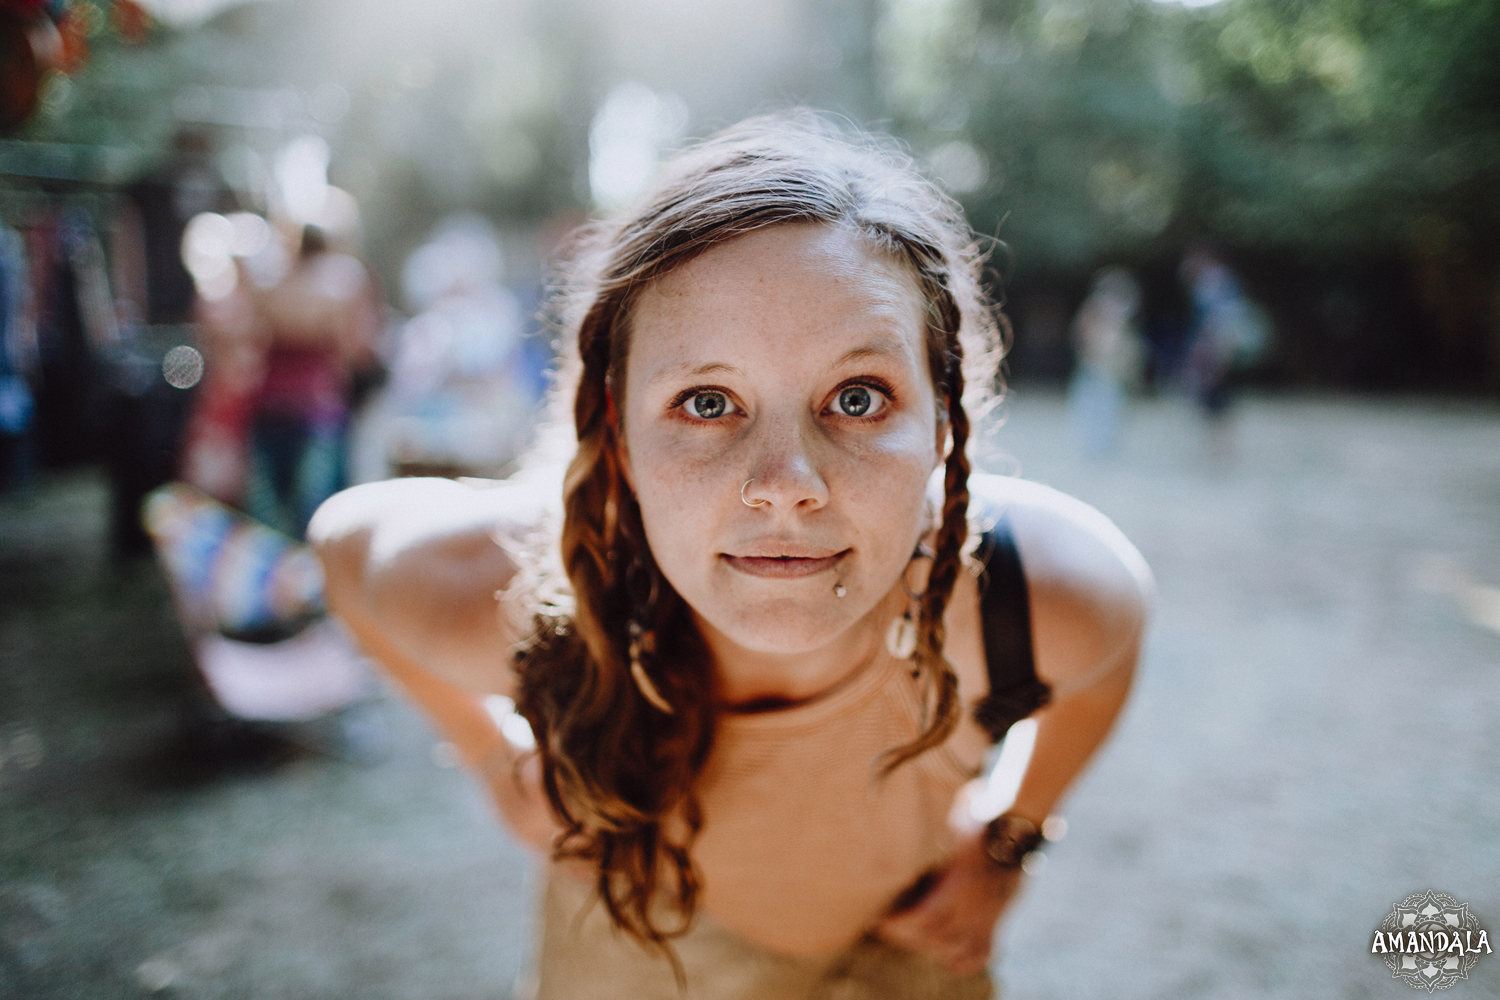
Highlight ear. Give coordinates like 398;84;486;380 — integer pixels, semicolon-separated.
933;394;951;470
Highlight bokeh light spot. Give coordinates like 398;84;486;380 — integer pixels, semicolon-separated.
162;346;204;390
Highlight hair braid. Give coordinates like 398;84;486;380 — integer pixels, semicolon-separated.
881;277;972;772
561;303;629;676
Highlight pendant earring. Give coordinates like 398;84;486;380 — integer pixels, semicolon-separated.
885;550;928;660
625;554;673;714
629;620;673;714
885;595;919;660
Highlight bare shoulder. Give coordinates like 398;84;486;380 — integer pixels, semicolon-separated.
968;473;1153;695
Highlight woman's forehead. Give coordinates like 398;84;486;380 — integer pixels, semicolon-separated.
645;222;917;301
627;223;928;375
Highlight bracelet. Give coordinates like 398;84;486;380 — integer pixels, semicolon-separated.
982;813;1046;869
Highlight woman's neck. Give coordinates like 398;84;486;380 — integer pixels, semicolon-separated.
696;585;905;710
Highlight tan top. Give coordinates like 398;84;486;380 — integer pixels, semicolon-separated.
534;859;992;1000
690;639;996;958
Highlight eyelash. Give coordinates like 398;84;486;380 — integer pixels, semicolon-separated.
668;378;897;422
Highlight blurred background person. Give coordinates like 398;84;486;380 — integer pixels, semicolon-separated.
115;129;229;335
103;127;233;557
0;219;35;487
176;212;273;508
365;213;543;480
241;223;379;538
1178;246;1272;458
1066;266;1143;459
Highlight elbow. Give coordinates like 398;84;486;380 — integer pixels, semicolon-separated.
1098;581;1149;691
308;486;378;618
307;483;368;553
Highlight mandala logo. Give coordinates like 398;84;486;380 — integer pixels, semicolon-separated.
1371;890;1492;992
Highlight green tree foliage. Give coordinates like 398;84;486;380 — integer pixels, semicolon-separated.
881;0;1500;270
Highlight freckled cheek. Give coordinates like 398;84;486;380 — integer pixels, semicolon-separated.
828;420;939;481
629;435;729;500
826;426;935;543
628;439;731;563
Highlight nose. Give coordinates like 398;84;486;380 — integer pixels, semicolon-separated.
743;416;829;511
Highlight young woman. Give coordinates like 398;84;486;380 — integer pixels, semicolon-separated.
311;115;1151;999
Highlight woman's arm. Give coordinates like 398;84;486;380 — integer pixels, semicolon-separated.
310;477;562;851
310;477;542;693
876;474;1151;973
1000;476;1151;825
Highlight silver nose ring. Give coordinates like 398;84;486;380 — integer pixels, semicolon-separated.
741;479;768;507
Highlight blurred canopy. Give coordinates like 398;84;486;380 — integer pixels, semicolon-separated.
4;0;1499;388
891;0;1500;263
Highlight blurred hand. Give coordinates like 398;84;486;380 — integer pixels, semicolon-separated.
872;827;1022;976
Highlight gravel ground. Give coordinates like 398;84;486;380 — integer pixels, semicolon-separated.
1;391;1497;1000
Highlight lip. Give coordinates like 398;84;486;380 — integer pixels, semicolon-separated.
721;551;849;579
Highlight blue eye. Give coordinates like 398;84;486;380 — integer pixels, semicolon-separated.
839;387;871;416
834;385;882;417
687;391;730;419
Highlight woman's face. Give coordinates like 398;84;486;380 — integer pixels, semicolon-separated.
619;222;943;657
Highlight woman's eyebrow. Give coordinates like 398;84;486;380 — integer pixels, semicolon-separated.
647;360;744;385
832;338;913;368
646;339;910;386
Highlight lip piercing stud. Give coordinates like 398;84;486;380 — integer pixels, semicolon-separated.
741;479;768;507
833;584;847;598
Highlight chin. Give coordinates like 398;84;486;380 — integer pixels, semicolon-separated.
706;598;856;655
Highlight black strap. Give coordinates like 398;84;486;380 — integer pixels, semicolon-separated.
972;513;1051;742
